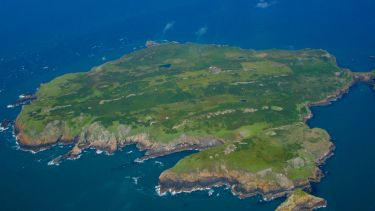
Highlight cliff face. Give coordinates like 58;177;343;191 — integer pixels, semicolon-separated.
159;168;317;200
16;121;223;163
158;124;333;200
15;119;65;148
14;43;365;206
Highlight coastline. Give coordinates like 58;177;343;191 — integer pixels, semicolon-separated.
158;140;335;200
11;44;375;203
157;71;374;200
15;119;224;165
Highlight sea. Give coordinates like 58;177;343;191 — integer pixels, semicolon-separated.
0;0;374;210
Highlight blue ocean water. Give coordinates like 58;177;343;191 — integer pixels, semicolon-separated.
0;0;374;210
308;83;375;211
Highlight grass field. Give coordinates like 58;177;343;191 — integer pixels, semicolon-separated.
168;123;331;181
17;44;351;143
17;43;352;184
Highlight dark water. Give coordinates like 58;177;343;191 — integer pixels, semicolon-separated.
0;0;374;210
308;83;375;211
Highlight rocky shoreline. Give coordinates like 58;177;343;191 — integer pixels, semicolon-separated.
158;173;313;201
13;75;354;162
0;119;13;132
276;189;327;211
158;138;334;200
303;71;375;122
12;54;374;163
14;119;224;165
11;45;375;209
135;139;224;162
156;70;372;200
13;68;370;181
7;93;36;109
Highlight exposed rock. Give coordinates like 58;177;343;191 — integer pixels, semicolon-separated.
206;109;236;119
13;44;367;203
276;190;327;211
224;144;236;155
353;72;375;84
242;108;258;113
137;134;224;161
287;157;305;169
7;93;36;108
159;168;310;200
158;124;334;200
209;66;222;74
15;120;224;164
70;145;82;157
15;120;64;149
0;119;12;131
78;122;119;153
145;40;160;48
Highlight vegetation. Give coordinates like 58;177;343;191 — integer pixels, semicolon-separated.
17;43;352;145
169;123;331;181
17;43;353;197
276;189;326;211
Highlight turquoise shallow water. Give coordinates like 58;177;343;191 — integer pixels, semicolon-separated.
0;0;375;210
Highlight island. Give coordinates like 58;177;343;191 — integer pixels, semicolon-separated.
276;189;326;211
14;42;375;208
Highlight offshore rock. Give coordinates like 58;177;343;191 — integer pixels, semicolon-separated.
276;190;327;211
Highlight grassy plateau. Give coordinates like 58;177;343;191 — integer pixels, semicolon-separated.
16;42;358;201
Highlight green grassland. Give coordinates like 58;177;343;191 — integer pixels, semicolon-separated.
17;43;353;183
168;123;331;181
17;43;351;145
